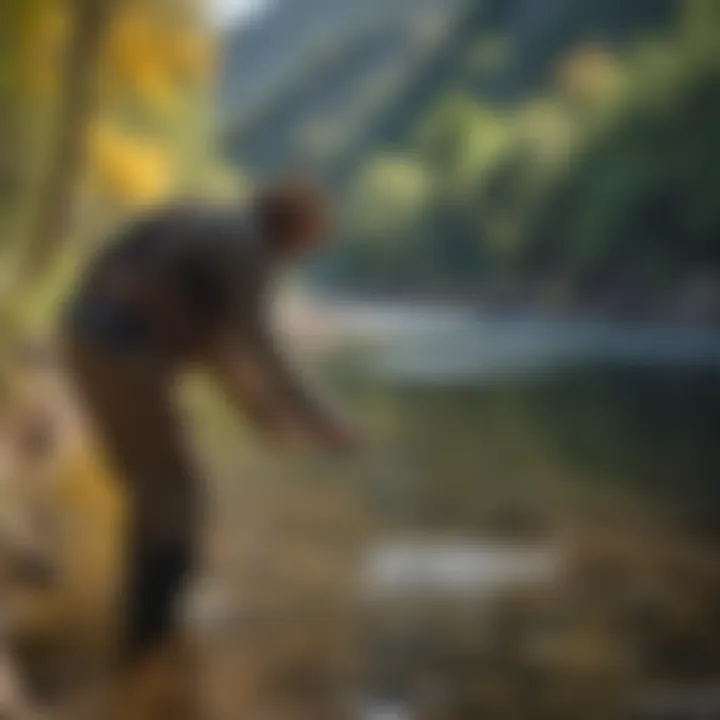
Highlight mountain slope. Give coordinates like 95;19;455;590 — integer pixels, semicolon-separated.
217;0;678;180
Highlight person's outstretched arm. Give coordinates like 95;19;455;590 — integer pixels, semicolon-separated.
209;296;356;454
204;179;356;452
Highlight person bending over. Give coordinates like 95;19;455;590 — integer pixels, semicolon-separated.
61;180;357;666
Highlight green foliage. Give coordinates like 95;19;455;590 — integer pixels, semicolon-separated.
326;18;720;317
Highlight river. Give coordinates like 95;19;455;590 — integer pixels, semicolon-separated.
202;297;720;719
315;300;720;718
311;300;720;526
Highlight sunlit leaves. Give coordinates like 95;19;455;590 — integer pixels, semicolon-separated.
349;155;433;239
87;120;172;204
555;44;622;111
103;4;213;110
682;0;720;61
4;0;220;223
337;15;720;300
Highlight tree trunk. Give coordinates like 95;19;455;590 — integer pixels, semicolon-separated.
0;1;33;243
21;0;115;284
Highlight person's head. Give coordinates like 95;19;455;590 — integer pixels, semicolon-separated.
253;178;331;259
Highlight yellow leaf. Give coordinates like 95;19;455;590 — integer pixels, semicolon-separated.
104;6;180;108
169;30;216;82
87;121;172;204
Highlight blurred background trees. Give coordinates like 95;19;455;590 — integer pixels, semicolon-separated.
216;0;720;319
305;0;720;316
2;0;719;330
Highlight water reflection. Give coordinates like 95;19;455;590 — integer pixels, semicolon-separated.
361;540;562;600
324;301;720;381
361;699;411;720
323;303;720;525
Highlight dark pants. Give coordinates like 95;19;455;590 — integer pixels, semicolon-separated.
62;293;202;663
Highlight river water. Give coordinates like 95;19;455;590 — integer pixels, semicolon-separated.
319;302;720;528
201;298;720;719
311;302;720;718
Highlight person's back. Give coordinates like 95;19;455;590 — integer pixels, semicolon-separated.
67;200;269;366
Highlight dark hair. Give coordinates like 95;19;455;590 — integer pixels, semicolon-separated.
253;179;329;242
